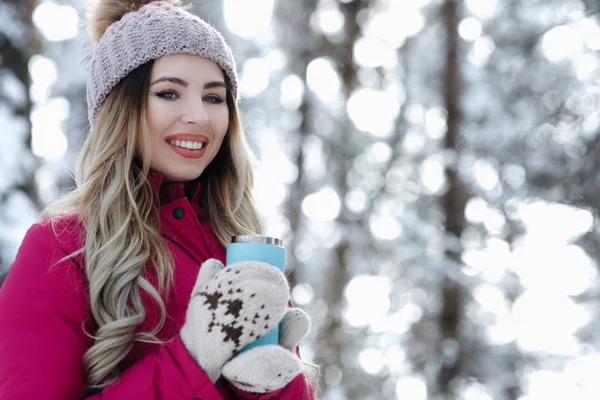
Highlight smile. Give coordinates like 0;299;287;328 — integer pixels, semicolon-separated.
168;139;204;150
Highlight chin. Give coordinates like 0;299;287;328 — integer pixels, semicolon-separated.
165;169;204;182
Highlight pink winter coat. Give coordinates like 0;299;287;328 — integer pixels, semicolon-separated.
0;171;314;400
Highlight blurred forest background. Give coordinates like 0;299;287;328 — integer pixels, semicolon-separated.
2;0;600;399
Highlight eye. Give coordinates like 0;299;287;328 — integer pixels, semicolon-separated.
155;90;178;100
204;94;225;104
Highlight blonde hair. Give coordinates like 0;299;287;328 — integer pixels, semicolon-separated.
303;362;322;397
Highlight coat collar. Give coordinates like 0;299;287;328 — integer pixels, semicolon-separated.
146;169;220;269
147;169;164;193
147;169;204;206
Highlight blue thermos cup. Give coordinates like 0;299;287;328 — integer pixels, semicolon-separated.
226;235;286;353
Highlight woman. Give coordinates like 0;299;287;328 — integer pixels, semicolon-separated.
0;0;318;398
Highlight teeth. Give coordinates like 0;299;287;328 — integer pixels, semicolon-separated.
169;140;204;150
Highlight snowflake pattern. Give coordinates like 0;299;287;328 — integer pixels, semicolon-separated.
199;278;270;351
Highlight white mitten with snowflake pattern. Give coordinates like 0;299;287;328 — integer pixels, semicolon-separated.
180;258;290;382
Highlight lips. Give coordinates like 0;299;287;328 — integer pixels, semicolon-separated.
165;133;209;159
165;133;209;143
168;139;204;150
167;141;207;158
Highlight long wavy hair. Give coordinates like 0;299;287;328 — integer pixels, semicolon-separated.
43;57;264;389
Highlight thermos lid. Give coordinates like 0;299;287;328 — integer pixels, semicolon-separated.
231;235;284;247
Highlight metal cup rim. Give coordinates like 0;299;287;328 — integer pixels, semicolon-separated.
230;235;284;247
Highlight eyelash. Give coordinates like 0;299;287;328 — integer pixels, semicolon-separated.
154;91;225;104
156;90;177;100
204;95;225;104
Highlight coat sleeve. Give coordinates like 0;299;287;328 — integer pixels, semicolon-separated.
0;221;226;400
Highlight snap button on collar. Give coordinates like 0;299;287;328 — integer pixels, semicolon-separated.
173;207;185;220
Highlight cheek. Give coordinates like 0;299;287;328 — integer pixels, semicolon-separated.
146;99;158;132
211;107;230;136
146;98;171;133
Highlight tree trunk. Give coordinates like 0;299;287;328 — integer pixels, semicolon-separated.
313;0;363;397
273;0;319;290
0;0;40;204
0;0;40;275
438;0;467;396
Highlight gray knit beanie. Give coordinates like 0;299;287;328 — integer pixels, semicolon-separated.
87;1;238;127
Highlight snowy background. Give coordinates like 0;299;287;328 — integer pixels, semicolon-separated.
2;0;600;399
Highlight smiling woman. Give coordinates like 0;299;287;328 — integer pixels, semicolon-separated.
0;0;318;399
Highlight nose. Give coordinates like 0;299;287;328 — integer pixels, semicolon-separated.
181;98;209;125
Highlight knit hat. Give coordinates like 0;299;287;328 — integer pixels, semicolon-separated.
86;0;238;127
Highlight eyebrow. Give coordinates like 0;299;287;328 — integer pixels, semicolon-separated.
150;77;227;90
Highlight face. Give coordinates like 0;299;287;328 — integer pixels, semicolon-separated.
146;53;229;182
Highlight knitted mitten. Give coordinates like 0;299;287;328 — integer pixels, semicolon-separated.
180;259;290;382
222;307;311;393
